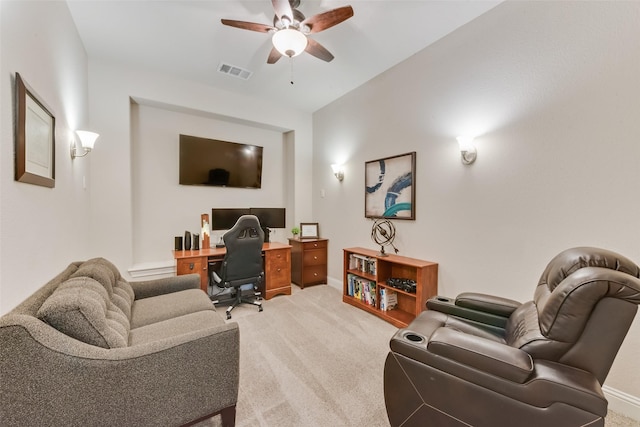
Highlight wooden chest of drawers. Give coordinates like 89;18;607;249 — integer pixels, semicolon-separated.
288;238;328;288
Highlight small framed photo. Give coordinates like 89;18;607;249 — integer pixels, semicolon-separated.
300;223;319;239
14;73;56;188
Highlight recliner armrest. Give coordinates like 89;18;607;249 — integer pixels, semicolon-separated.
427;293;520;329
455;292;521;317
428;327;533;383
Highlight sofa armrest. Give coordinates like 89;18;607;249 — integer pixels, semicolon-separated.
427;293;521;329
427;327;533;383
1;315;239;426
130;273;200;299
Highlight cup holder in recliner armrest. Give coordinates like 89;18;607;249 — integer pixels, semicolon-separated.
426;296;456;311
404;333;425;344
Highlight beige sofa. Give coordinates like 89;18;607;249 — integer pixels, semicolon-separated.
0;257;239;427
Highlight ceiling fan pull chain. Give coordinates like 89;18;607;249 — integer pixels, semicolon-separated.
290;57;295;85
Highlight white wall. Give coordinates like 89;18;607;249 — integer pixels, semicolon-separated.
130;102;288;266
0;1;90;314
86;61;313;277
313;0;640;409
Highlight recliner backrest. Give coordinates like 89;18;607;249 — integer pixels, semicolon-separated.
221;215;264;287
506;247;640;383
535;247;640;341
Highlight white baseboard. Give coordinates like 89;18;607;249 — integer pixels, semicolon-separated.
327;276;342;292
604;385;640;421
127;260;175;279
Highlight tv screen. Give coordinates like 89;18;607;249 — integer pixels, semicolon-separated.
179;134;263;188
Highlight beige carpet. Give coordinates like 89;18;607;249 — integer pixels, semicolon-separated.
198;284;638;427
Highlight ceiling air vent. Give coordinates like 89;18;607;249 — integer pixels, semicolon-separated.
217;63;252;80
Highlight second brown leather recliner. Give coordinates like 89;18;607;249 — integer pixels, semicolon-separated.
384;247;640;427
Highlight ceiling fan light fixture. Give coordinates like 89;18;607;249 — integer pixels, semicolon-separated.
272;28;308;58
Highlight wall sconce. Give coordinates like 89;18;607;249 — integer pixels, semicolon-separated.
71;130;99;159
331;164;344;181
457;136;477;165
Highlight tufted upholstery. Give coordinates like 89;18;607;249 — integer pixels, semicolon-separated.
384;247;640;427
0;257;240;427
37;276;130;348
35;258;137;348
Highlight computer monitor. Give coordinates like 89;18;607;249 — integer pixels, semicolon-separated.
249;208;285;229
249;208;285;243
211;208;250;231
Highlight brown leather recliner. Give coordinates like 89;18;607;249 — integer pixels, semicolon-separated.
384;247;640;427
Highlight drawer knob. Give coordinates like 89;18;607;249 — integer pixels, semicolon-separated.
313;243;318;247
314;256;318;260
314;273;318;276
189;263;194;270
277;268;281;272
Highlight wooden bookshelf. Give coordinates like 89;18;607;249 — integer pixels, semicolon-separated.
343;247;438;328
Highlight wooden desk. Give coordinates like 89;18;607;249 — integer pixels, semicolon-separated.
173;242;292;300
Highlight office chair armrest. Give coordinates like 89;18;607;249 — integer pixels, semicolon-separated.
428;327;533;383
427;293;521;329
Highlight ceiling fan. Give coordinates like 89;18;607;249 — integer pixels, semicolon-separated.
221;0;354;64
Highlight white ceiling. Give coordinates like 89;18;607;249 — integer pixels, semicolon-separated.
67;0;501;113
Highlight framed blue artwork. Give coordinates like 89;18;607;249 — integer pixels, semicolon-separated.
365;152;415;220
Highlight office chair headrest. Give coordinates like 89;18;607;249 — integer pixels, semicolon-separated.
223;215;264;243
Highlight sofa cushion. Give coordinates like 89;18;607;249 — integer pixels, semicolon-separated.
130;289;215;329
57;278;131;333
36;277;128;348
70;258;135;318
129;310;225;346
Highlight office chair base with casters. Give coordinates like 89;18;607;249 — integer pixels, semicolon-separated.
224;282;263;320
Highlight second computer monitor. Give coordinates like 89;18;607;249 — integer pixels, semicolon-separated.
249;208;285;229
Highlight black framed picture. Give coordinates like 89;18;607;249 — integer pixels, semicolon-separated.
365;152;416;219
14;73;56;188
300;223;319;239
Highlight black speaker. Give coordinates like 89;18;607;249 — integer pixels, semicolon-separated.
174;236;183;251
184;231;192;250
193;234;200;250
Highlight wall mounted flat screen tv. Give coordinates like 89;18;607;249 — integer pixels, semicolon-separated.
179;134;263;188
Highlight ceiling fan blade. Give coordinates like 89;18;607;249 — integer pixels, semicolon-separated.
301;6;354;34
305;38;334;62
221;19;274;33
272;0;294;23
267;47;283;64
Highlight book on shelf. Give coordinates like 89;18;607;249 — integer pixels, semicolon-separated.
346;273;376;307
349;254;377;275
380;288;398;311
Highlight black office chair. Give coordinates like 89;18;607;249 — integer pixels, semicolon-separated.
210;215;265;319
